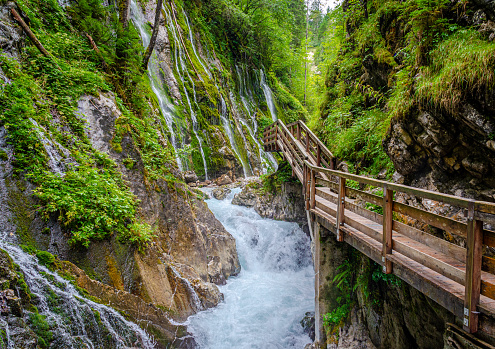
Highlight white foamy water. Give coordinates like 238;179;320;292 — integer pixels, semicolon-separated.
188;189;314;348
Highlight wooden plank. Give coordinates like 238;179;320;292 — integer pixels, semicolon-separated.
383;188;394;274
310;169;316;209
484;230;495;247
483;256;495;274
316;145;321;167
336;177;346;242
394;201;467;239
464;219;483;333
388;252;465;319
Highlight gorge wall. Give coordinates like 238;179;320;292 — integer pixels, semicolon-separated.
0;0;309;346
308;0;495;347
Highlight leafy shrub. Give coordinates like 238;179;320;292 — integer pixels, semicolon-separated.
33;166;152;248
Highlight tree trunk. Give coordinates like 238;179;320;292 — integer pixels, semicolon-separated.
120;0;131;28
143;0;164;71
11;8;50;57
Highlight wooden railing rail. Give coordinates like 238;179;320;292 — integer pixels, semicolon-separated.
262;119;495;335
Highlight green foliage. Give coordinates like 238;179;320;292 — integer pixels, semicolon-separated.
36;251;56;269
28;312;53;348
0;0;183;250
33;166;152;248
260;161;297;193
323;261;354;327
372;265;402;286
416;29;495;112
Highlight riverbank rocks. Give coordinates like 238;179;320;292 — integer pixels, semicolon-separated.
184;171;198;183
212;187;231;200
232;190;257;207
232;178;307;231
216;173;233;186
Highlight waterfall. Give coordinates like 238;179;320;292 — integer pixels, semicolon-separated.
260;69;277;122
164;6;209;179
169;266;205;313
57;0;70;7
30;118;71;176
182;9;211;79
236;65;257;134
232;66;278;174
188;189;314;348
0;235;155;348
238;118;277;174
229;92;254;176
130;0;184;171
219;96;249;177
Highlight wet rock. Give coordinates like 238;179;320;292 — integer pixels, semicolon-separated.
231;190;257;207
0;2;24;59
184;171;198;183
207;256;226;285
216;173;233;186
212;187;231;200
461;156;491;178
5;289;22;317
301;311;315;341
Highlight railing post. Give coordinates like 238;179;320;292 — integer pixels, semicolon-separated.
316;145;321;167
464;201;483;333
382;186;393;274
303;163;308;206
336;176;345;242
274;124;278;152
306;131;310;153
310;168;316;210
297;123;301;141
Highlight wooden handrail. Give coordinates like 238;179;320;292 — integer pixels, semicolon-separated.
304;161;495;217
262;119;495;334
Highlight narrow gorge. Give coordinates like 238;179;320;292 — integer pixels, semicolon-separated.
1;0;495;348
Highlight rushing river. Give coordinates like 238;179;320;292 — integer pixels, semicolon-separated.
188;188;314;348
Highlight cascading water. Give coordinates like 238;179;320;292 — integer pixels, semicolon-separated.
238;118;277;174
0;234;155;348
219;96;249;177
234;66;277;173
188;189;314;348
182;9;211;79
236;65;257;134
130;0;184;171
260;69;278;122
229;92;254;176
165;6;209;179
30;118;71;176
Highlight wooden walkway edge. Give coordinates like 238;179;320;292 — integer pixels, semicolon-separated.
262;119;495;338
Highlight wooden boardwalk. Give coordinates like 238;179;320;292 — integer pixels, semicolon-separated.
263;119;495;338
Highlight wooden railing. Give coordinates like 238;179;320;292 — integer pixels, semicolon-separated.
263;119;495;335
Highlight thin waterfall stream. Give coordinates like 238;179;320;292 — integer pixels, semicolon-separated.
188;188;314;348
130;0;184;171
0;234;156;348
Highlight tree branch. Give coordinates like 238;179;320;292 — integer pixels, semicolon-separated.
143;0;164;71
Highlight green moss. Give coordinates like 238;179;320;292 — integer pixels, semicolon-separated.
0;150;7;161
28;312;53;348
36;251;56;269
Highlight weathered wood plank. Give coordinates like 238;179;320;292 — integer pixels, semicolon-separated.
383;188;394;274
464;219;483;333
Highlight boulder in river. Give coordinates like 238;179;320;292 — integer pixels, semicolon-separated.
216;173;233;186
184;171;198;183
212;187;231;200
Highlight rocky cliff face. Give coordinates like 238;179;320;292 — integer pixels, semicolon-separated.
315;225;495;349
0;0;259;345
